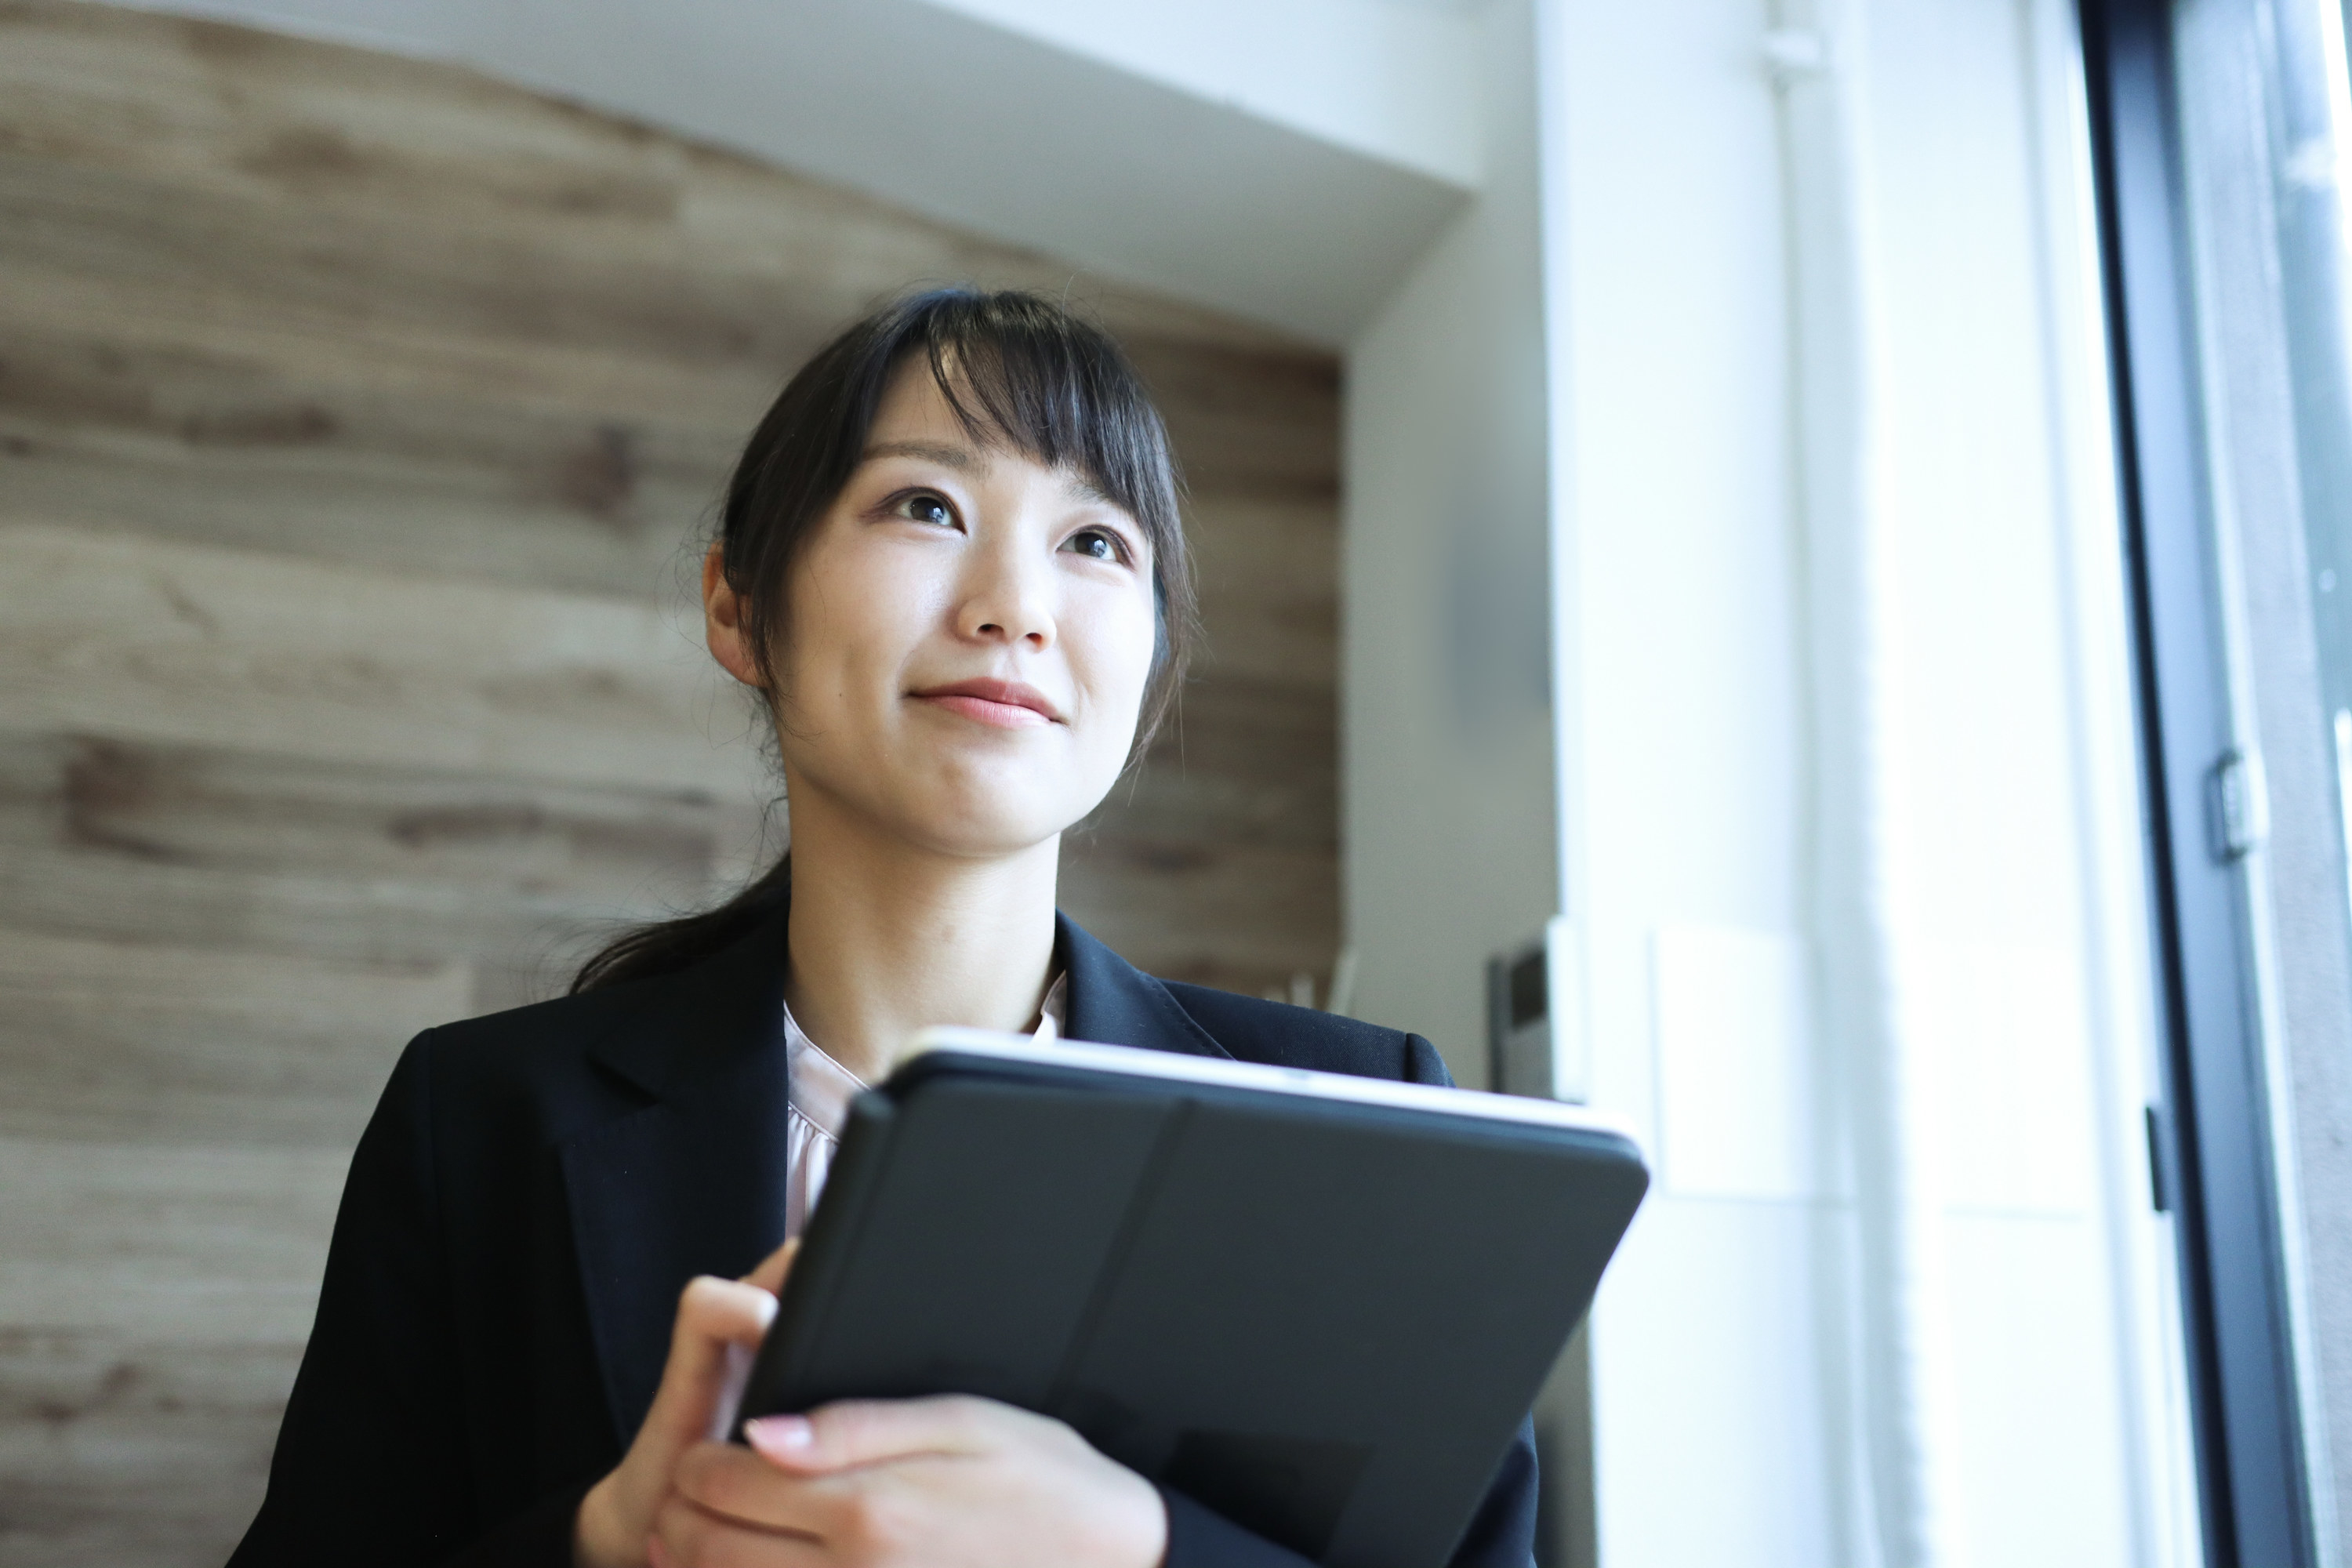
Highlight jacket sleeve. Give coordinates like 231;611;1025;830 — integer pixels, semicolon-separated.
1443;1418;1543;1566
228;1032;500;1566
437;1483;591;1567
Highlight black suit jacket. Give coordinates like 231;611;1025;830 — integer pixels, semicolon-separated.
227;906;1539;1566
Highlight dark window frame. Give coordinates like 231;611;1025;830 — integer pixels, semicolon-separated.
2078;1;2321;1562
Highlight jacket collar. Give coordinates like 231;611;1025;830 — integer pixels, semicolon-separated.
1055;913;1232;1061
578;901;792;1102
575;903;1233;1096
560;899;1232;1446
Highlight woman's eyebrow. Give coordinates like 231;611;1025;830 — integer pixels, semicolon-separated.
862;438;980;471
1062;474;1119;510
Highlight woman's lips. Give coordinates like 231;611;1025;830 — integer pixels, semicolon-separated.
909;678;1061;728
919;692;1051;728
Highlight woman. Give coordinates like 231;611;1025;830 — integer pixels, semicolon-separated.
227;290;1538;1566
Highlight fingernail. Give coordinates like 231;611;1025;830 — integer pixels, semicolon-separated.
746;1414;815;1455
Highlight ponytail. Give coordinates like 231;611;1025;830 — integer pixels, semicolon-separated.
569;855;790;994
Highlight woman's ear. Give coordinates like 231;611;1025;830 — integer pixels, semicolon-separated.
702;544;764;688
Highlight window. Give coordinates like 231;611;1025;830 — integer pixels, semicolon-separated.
2082;0;2352;1559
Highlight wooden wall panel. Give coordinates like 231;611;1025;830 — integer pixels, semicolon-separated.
0;2;1341;1561
0;1332;296;1568
0;929;472;1148
0;524;767;795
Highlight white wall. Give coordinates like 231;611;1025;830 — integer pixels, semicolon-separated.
1342;0;1557;1081
1542;1;1839;1558
1338;5;1591;1553
1859;4;2189;1562
923;0;1485;187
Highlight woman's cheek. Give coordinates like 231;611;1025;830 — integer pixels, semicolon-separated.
1090;634;1156;772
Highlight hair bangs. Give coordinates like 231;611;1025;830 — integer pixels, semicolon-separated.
916;301;1182;564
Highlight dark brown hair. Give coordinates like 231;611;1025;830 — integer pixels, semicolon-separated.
572;288;1196;993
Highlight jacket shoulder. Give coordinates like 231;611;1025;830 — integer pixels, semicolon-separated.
425;980;645;1055
400;971;684;1127
1155;981;1455;1087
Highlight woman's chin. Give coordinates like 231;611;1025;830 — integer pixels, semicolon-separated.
833;774;1053;856
888;818;1057;863
788;744;1119;861
906;760;1116;841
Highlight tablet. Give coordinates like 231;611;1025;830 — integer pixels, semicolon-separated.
733;1028;1649;1567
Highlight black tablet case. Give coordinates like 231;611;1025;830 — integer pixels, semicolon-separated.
733;1046;1648;1568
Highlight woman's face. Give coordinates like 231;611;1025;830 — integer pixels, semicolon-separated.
732;362;1160;858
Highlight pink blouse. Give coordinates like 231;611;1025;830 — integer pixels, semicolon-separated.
781;975;1068;1239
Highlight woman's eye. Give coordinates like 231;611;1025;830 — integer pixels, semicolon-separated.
896;493;956;528
1064;528;1124;564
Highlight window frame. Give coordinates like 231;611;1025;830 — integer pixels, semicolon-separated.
2077;2;2326;1562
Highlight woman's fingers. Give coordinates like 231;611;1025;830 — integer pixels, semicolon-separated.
653;1499;827;1568
670;1439;840;1534
744;1394;1007;1474
641;1276;779;1450
691;1399;1167;1567
575;1274;781;1567
657;1446;831;1565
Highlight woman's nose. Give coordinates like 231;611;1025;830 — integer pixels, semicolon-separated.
959;533;1055;649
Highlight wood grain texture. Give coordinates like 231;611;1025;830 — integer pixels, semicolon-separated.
0;2;1341;1559
0;1331;294;1568
0;927;471;1149
0;523;768;795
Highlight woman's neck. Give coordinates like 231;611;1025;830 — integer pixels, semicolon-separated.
778;786;1062;1085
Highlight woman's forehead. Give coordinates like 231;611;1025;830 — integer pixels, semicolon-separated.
869;358;971;437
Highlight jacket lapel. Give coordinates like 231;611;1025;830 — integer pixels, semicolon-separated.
559;906;793;1446
557;906;1226;1446
1057;913;1235;1062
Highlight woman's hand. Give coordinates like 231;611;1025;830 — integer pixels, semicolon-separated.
573;1240;1168;1568
658;1395;1167;1567
574;1242;797;1568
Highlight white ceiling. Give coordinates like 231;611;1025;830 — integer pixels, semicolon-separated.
128;0;1493;343
927;0;1484;187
